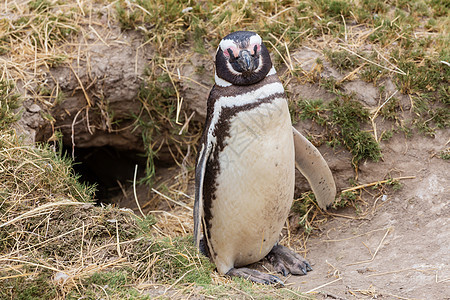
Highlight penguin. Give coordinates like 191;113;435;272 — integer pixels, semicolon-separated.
194;31;336;284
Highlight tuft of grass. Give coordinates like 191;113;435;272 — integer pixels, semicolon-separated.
82;270;128;289
293;97;382;168
296;99;328;126
66;271;151;299
319;76;341;94
393;49;450;97
0;270;58;300
407;93;449;136
380;129;394;141
333;190;358;209
28;0;52;11
324;50;360;72
0;80;22;131
115;0;199;51
359;55;388;84
292;192;318;234
135;80;177;183
312;0;351;18
0;133;96;212
133;79;176;182
144;236;214;285
360;0;387;14
439;149;450;160
329;99;382;166
386;178;403;191
379;97;401;121
136;215;158;232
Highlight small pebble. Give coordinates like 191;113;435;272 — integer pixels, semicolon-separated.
28;104;41;113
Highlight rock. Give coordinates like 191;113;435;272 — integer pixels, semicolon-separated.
343;79;379;107
27;103;41;113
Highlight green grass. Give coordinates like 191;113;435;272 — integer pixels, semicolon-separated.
0;131;210;296
1;0;78;53
329;99;382;166
380;129;394;141
293;97;382;168
0;270;58;300
146;236;214;285
386;178;403;191
136;215;158;232
116;0;205;51
316;0;449;140
65;236;214;299
0;80;21;131
2;235;213;300
292;192;317;234
334;190;358;209
67;271;151;300
321;47;449;138
393;49;449;97
360;62;387;85
379;97;401;121
133;78;176;183
440;149;450;160
324;49;360;72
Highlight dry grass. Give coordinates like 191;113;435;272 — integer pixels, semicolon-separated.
1;0;82;103
0;132;217;299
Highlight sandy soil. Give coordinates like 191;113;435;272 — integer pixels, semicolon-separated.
288;130;449;299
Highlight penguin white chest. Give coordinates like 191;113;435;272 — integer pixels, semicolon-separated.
209;97;295;274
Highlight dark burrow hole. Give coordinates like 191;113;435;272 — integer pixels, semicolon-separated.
63;145;148;205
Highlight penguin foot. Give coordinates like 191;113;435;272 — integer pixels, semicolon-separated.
226;267;284;285
266;244;312;276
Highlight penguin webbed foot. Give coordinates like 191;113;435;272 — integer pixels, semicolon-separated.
266;244;312;276
226;267;284;286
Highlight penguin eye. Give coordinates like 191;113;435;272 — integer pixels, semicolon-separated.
250;44;261;56
223;46;239;60
227;48;235;59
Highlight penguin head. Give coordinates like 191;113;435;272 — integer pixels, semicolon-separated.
215;31;272;86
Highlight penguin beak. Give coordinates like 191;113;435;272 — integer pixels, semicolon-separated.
238;50;255;72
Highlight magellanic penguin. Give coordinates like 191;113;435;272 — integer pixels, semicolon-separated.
194;31;336;284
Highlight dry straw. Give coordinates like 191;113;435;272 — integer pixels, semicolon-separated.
0;132;206;297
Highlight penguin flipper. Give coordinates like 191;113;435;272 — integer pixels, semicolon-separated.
292;127;336;209
194;142;212;247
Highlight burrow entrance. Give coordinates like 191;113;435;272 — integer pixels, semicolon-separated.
63;145;148;204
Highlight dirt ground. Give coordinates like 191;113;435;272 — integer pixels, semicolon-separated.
288;129;449;299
